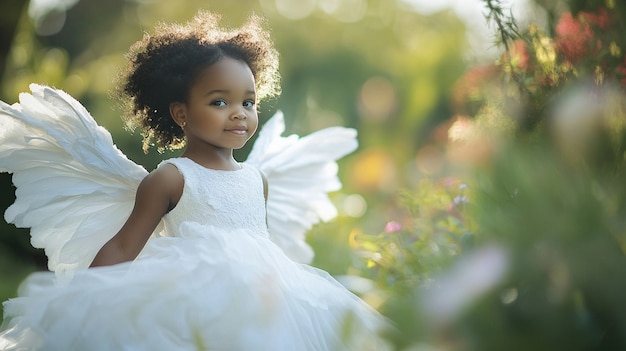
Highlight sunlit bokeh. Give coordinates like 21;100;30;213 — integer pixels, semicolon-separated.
358;76;397;123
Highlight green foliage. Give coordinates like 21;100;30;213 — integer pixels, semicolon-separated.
349;1;626;349
353;178;474;293
449;136;626;350
0;245;38;309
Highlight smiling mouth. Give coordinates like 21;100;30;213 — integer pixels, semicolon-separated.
226;128;247;135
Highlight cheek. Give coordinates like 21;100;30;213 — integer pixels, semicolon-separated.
250;118;259;135
191;111;217;128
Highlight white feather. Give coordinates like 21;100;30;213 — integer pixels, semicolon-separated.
245;111;358;263
0;84;148;275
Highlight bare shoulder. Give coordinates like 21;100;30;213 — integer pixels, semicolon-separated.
137;162;184;210
141;162;182;188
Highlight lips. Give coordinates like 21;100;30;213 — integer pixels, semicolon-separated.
225;126;247;135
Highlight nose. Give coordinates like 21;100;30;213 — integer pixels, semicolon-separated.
231;110;247;120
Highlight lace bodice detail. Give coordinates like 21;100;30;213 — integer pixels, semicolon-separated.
160;158;268;236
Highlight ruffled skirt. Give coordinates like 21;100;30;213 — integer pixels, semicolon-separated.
0;223;390;351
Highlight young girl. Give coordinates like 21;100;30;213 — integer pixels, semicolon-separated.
0;11;390;351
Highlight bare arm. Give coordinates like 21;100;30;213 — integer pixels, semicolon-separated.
90;164;183;267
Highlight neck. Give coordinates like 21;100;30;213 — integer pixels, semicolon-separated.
180;145;238;171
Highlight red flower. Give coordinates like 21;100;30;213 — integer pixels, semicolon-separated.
508;39;530;71
581;7;611;29
555;12;595;63
554;8;612;64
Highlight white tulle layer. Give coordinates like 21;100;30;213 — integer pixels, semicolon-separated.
0;223;389;351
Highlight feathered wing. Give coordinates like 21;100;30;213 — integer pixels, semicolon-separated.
0;84;148;275
1;86;355;271
244;111;358;264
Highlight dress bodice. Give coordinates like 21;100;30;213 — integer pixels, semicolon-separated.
161;157;268;235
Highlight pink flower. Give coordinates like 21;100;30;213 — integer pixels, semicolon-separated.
384;221;402;233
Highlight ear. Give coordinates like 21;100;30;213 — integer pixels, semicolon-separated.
169;102;186;127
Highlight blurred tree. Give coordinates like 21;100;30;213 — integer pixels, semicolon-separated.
0;0;46;295
0;0;28;84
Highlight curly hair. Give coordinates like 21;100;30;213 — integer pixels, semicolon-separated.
116;11;281;152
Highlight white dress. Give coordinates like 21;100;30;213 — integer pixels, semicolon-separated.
0;85;390;350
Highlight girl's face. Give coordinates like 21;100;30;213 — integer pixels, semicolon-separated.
176;57;258;151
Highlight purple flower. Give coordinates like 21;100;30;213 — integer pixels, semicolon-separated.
453;195;469;205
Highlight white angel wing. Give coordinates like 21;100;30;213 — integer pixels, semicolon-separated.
0;84;148;274
244;111;358;264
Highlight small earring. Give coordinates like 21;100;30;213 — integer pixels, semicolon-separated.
180;121;186;128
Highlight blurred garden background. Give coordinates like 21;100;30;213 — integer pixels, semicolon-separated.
2;0;626;350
